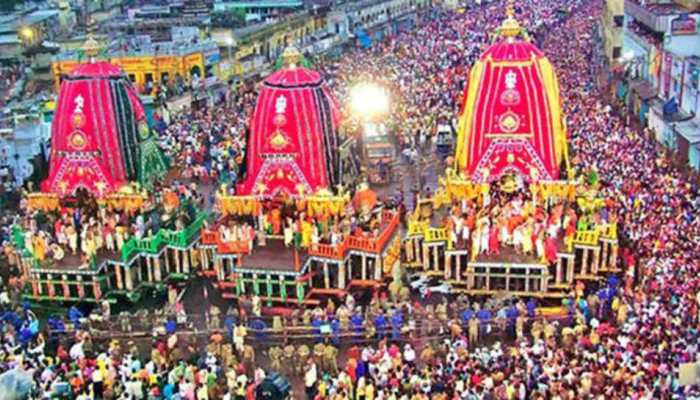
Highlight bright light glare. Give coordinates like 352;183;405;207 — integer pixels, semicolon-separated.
350;83;389;119
20;27;33;40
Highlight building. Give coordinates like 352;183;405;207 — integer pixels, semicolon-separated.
0;9;67;57
213;9;326;79
620;0;700;170
213;0;304;22
51;39;221;95
600;0;624;65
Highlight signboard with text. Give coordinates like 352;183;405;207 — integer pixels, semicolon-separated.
671;14;697;36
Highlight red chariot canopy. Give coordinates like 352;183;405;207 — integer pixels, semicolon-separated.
454;14;569;183
238;48;341;198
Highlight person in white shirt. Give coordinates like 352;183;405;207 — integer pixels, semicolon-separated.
304;358;318;400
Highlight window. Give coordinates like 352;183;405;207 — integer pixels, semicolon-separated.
612;47;621;59
613;15;624;28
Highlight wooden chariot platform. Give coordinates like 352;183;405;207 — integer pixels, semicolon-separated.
199;210;402;305
402;221;620;299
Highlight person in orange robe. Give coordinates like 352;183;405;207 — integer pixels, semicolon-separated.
488;224;500;255
270;208;282;235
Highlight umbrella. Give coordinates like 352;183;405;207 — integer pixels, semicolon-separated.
0;368;34;399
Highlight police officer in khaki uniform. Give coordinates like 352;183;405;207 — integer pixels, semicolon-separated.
268;345;283;372
313;342;325;368
296;344;310;375
283;344;296;376
468;316;479;347
322;343;339;375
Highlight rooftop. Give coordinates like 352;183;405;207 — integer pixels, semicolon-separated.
626;0;693;15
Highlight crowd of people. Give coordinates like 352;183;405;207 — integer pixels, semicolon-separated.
441;192;590;264
8;180;205;269
0;0;698;398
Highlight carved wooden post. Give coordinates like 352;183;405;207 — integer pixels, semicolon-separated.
432;245;439;272
591;247;600;275
375;257;382;281
600;242;609;270
581;248;589;276
566;257;574;284
115;264;124;290
610;244;618;269
154;258;162;282
422;244;429;271
323;262;330;289
556;258;563;285
338;261;346;290
125;266;134;291
361;254;367;281
146;257;154;282
445;253;452;280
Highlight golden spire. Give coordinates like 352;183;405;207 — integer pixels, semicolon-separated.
281;45;301;69
83;34;101;59
82;18;101;61
499;0;522;38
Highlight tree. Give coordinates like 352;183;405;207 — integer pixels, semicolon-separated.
229;7;247;24
0;0;22;12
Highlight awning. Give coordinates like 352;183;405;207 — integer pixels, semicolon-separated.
628;79;657;100
674;120;700;145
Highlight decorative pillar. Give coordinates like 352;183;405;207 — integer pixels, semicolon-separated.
174;249;181;274
600;242;609;270
581;249;589;276
214;257;223;281
505;265;511;292
610;244;618;269
136;259;144;283
338;261;346;290
445;253;452;280
76;275;84;299
455;254;461;282
200;248;208;270
236;274;244;295
466;267;474;289
347;260;353;283
47;274;55;298
591;247;600;275
125;267;134;291
164;250;171;274
183;250;191;274
422;244;429;271
92;277;101;300
524;267;530;292
361;255;367;281
566;257;574;283
485;267;490;291
146;257;154;282
296;281;304;304
154;258;162;282
279;276;287;302
405;239;414;262
556;258;563;285
252;273;260;295
62;275;69;299
323;262;330;289
115;265;123;290
374;257;382;281
432;245;439;272
540;273;548;293
266;274;273;304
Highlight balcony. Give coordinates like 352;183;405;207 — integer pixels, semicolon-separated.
625;20;663;52
624;0;690;33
